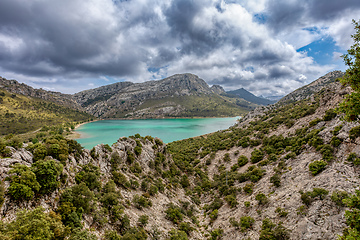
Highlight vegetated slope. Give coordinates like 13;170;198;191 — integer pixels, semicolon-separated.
0;88;93;135
73;73;258;118
278;70;344;104
0;72;359;240
226;88;275;105
0;76;82;110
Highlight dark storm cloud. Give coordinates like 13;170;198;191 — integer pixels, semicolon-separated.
0;0;359;95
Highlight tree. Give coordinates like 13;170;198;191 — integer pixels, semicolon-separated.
338;20;360;121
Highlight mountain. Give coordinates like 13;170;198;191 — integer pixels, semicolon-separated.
226;88;275;105
0;87;92;136
278;70;344;104
74;73;258;118
0;71;359;239
0;77;82;110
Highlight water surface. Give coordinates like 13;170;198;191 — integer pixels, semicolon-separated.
75;117;239;149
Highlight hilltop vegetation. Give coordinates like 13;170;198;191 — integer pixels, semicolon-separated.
0;88;92;135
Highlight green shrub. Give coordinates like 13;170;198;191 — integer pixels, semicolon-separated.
1;207;68;239
244;201;251;207
7;164;40;201
165;203;183;224
31;159;63;194
134;146;142;156
132;194;152;209
320;144;334;162
346;152;360;165
237;155;248;167
331;190;348;207
75;164;101;190
225;194;238;208
250;149;264;163
239;216;255;232
338;190;360;239
323;109;337;121
309;118;322;127
270;174;281;187
349;126;360;140
309;160;327;175
223;153;231;162
168;229;188;240
275;207;288;217
330;136;342;147
209;228;223;240
137;215;149;227
209;209;218;222
255;192;269;205
60;182;94;214
259;218;290;240
243;183;254;195
300;188;329;206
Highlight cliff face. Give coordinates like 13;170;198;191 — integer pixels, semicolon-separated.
0;72;359;239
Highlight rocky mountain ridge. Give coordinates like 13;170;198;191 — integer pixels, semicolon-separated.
73;73;256;118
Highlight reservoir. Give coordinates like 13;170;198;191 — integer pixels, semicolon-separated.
75;117;239;149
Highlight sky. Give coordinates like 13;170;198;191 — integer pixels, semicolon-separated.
0;0;359;97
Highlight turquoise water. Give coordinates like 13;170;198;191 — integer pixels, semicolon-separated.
75;117;239;149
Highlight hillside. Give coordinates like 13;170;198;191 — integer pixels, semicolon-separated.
0;72;359;239
73;73;258;118
226;88;275;105
0;77;82;110
0;88;93;135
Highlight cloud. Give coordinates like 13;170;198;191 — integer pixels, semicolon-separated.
0;0;358;95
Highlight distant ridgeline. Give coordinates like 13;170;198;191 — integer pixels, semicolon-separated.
72;73;261;119
0;74;270;136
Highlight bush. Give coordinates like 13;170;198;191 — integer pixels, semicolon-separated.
134;146;142;156
275;207;288;217
60;182;94;214
239;216;255;232
137;215;149;227
338;190;360;239
259;218;290;240
168;229;188;240
31;159;63;194
243;183;254;195
331;190;349;207
250;149;264;163
309;160;327;175
323;109;337;121
1;207;67;239
255;192;269;205
349;126;360;140
270;174;281;187
237;155;248;167
132;194;152;210
165;203;183;224
75;164;101;190
330;136;342;147
225;194;238;208
7;164;40;201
